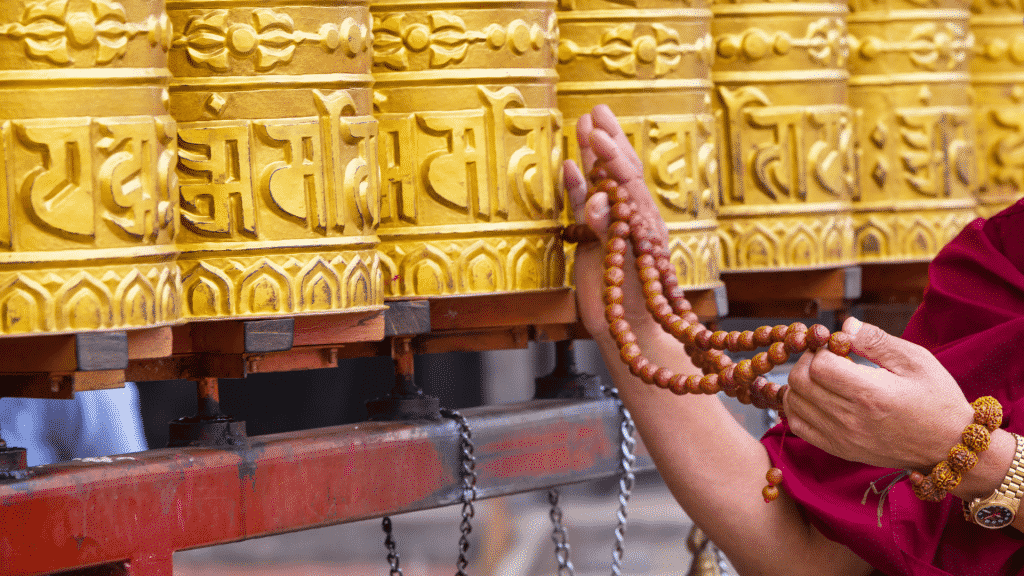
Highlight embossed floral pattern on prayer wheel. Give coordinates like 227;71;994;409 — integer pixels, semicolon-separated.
848;0;979;260
558;0;722;290
169;0;384;320
0;0;179;336
372;0;565;297
711;0;856;271
970;0;1024;217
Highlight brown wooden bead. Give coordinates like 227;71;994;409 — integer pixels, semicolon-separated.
971;396;1003;432
628;214;646;233
605;304;625;323
638;266;660;284
667;316;687;338
726;331;743;352
736;382;752;405
588;166;609;182
735;359;755;385
682;311;699;324
610;221;630;238
620;343;642;364
750;377;771;409
762;485;780;503
668;373;687;395
764;380;785;410
700;374;721;395
827;332;852;356
604;267;625;287
654;367;673;389
655;258;674;278
604;286;625;305
718;365;739;396
908;471;926;485
666;287;689;307
685;375;703;395
739;331;757;351
606;237;627;255
693;329;713;351
636;254;656;270
947;443;979;473
643;281;664;300
634;237;656;256
768;342;789;365
806;324;831;351
754;326;774;347
604;252;626;270
787;322;808;337
683;343;697;358
752;352;773;375
629;357;649;378
609;186;630;204
710;331;729;350
609;319;630;338
784;330;808;354
650;300;673;320
962;424;991;452
615;330;637;348
710;350;732;372
611;202;633;221
775;384;789;407
683;323;704;346
770;324;789;343
639;362;659;383
766;467;783;486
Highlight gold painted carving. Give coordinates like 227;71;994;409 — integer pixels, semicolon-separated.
715;18;848;66
170;1;383;320
373;12;557;70
849;23;973;71
0;0;173;66
557;24;713;77
174;9;370;72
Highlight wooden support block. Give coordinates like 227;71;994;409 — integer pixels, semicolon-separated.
126;357;190;383
187;318;295;354
72;370;127;392
243;347;340;374
414;327;530;355
384;301;431;336
721;267;860;317
293;309;386;346
0;369;125;399
126;327;173;360
429;289;577;332
244;318;294;352
860;262;930;304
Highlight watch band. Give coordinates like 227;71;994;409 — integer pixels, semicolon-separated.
964;432;1024;525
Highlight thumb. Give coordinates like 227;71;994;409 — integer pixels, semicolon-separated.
843;316;932;376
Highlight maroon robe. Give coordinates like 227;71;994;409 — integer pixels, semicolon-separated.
761;199;1024;575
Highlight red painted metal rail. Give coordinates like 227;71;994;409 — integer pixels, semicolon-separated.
0;398;652;576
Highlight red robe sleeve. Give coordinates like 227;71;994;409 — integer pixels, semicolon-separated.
760;198;1024;575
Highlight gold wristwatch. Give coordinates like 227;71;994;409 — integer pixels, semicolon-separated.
964;432;1024;529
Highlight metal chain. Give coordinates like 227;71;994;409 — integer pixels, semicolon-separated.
548;488;576;576
381;516;403;576
603;385;637;576
441;408;478;576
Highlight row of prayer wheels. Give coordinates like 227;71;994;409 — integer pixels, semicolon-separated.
0;0;1019;338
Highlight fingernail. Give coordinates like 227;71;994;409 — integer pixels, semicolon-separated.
589;200;609;220
843;316;863;336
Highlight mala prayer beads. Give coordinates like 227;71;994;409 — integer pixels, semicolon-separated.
909;396;1003;502
564;167;854;503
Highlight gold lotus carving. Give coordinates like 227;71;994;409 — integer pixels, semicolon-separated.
851;23;973;70
557;24;713;77
716;18;848;67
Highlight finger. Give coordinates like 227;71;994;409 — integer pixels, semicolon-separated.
786;350;814;393
564;160;588;223
783;388;840;457
589;129;669;240
585;191;611;236
804;348;886;401
591;104;643;172
843;317;936;377
576;114;598;178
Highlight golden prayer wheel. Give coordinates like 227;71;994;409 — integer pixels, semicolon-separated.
169;0;384;320
970;0;1024;217
558;0;721;290
0;0;178;336
371;0;566;297
847;0;979;260
711;0;856;271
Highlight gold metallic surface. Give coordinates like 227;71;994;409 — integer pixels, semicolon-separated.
169;0;383;320
711;0;856;271
558;0;722;290
971;0;1024;217
372;0;566;297
0;0;179;336
848;0;979;260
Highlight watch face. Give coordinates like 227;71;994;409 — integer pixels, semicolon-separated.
975;505;1014;528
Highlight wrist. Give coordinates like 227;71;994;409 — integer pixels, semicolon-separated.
950;428;1017;503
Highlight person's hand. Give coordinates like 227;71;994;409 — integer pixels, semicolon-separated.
784;316;974;471
564;105;670;342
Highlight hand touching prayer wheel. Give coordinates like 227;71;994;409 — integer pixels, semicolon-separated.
564;105;1024;575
